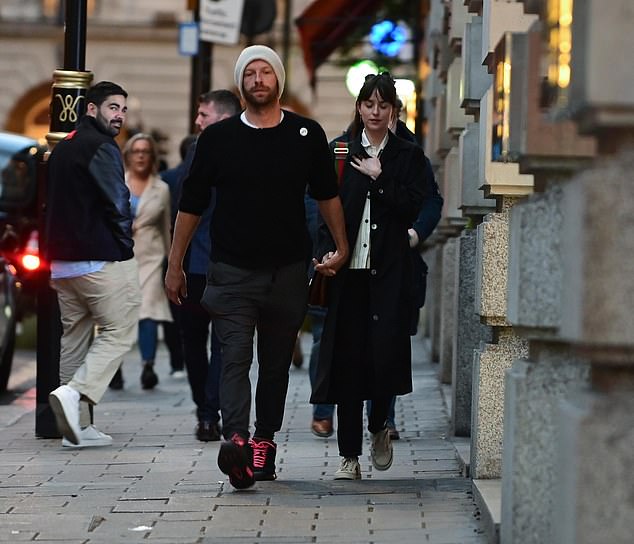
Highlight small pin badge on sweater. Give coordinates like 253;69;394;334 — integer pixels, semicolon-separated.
300;127;308;136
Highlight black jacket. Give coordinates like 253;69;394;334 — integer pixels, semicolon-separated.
312;131;435;403
46;115;134;261
392;122;444;318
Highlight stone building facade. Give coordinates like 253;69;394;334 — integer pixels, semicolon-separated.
421;1;633;542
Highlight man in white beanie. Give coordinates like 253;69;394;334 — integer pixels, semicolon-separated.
166;45;348;490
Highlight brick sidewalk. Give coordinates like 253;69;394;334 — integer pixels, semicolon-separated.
0;334;486;543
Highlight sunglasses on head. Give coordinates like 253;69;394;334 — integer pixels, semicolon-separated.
364;71;394;82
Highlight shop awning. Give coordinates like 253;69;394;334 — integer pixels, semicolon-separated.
295;0;383;88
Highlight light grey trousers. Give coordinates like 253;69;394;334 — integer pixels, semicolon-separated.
52;259;141;422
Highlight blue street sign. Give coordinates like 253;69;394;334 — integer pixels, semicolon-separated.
179;22;199;56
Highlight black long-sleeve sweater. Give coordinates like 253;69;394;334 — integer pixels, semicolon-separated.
179;111;339;269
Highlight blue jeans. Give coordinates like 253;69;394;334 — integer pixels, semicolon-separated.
138;318;158;362
308;310;335;421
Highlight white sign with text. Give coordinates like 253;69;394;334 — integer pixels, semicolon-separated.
199;0;246;45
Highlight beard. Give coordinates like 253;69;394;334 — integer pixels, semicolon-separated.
242;84;278;107
95;110;122;136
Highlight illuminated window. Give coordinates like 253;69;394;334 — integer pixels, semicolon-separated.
492;34;512;162
546;0;573;108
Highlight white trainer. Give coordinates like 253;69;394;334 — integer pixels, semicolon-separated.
62;425;113;448
334;456;361;480
48;385;81;445
370;428;393;471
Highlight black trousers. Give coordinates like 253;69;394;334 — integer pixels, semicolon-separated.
329;269;391;456
180;273;221;424
162;307;184;371
201;260;308;441
337;397;391;457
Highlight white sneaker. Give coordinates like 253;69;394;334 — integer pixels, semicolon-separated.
371;428;393;471
334;456;361;480
49;385;81;445
170;370;186;379
62;425;113;448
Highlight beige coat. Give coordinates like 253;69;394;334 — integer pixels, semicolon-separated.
128;174;172;322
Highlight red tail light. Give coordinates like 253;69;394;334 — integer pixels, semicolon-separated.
20;231;42;271
21;254;41;271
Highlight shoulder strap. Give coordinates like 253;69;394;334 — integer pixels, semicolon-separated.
333;140;348;185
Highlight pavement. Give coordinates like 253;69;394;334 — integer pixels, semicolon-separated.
0;332;486;543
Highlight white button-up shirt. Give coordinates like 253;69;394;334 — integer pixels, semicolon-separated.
348;129;388;269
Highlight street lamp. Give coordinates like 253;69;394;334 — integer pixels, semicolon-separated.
36;0;92;437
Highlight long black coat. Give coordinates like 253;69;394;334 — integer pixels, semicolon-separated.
311;131;434;403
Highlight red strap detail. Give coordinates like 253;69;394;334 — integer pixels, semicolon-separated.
65;130;77;140
334;141;348;185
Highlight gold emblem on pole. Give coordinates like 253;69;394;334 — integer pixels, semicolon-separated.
54;93;85;123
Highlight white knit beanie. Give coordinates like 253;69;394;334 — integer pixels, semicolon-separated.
234;45;286;99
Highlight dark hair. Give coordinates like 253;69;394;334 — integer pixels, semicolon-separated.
85;81;128;107
179;134;197;160
199;89;242;117
349;72;398;138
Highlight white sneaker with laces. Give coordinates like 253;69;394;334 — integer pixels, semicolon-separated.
334;456;361;480
62;425;113;448
48;385;81;445
371;428;393;471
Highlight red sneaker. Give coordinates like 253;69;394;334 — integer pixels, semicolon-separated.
249;437;277;481
217;433;255;489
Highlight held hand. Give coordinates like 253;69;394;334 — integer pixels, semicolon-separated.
313;249;347;277
351;155;382;180
164;263;187;305
408;228;419;249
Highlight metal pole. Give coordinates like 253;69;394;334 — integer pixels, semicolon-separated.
190;1;213;133
37;0;92;437
282;0;293;86
63;0;87;70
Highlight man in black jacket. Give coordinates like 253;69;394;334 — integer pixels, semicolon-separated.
47;81;141;448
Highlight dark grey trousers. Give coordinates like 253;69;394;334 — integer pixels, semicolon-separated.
201;260;308;441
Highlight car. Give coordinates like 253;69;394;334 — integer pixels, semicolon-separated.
0;255;19;392
0;131;46;392
0;132;47;313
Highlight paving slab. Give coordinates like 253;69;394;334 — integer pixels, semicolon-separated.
0;334;486;543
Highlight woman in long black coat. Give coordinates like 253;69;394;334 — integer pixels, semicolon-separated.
311;73;435;480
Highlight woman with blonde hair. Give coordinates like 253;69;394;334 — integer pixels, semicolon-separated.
121;133;172;389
